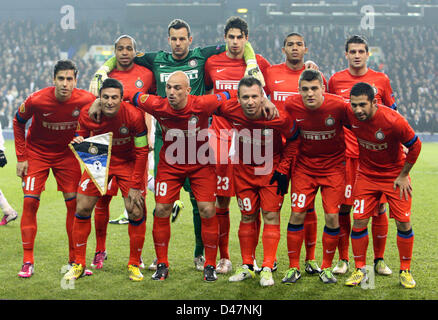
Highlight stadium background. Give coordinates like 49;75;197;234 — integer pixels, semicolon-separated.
1;0;438;140
1;0;438;304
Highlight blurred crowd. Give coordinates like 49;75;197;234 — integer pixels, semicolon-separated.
1;19;437;133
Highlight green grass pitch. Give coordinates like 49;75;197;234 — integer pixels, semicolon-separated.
0;140;437;300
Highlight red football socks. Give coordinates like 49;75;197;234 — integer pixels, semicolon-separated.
216;207;230;260
20;196;40;264
261;224;280;269
152;216;170;267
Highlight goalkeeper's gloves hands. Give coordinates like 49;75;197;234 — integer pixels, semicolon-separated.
0;150;7;167
89;66;110;97
244;59;265;87
269;170;289;196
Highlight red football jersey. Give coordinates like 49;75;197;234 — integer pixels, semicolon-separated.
217;98;294;167
283;93;350;176
328;68;396;108
204;52;271;140
133;92;233;168
13;87;95;161
346;106;421;180
108;64;156;102
77;101;148;189
264;63;328;109
328;68;397;159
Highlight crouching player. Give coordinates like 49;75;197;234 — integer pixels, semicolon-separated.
63;78;148;281
214;77;290;287
344;82;421;289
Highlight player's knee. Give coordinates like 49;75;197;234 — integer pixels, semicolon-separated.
395;220;411;232
325;213;339;228
289;211;306;225
241;212;257;223
75;204;93;217
262;211;279;225
154;204;172;218
198;204;215;218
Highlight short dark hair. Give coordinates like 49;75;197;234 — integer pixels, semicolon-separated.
168;19;191;37
299;69;323;87
99;78;124;98
350;82;375;102
237;76;263;97
345;35;369;52
53;59;78;79
114;34;137;51
224;16;249;37
283;32;305;47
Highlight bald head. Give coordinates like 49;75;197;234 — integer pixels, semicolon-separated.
165;71;191;109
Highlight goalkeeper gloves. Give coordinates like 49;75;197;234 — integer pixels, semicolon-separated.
0;150;7;167
269;170;289;196
243;42;266;87
89;65;110;97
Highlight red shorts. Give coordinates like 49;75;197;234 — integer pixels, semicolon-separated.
103;170;149;197
233;163;283;216
209;132;234;197
352;173;412;222
343;157;359;206
155;162;216;204
22;153;81;195
77;162;144;198
291;169;345;214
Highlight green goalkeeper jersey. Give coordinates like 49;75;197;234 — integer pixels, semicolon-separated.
133;45;226;97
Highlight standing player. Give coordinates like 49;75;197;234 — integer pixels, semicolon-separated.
63;78;148;281
13;60;95;277
0;122;18;225
264;32;328;275
204;16;271;274
89;19;262;271
344;82;421;289
328;35;397;275
90;35;155;270
275;69;351;285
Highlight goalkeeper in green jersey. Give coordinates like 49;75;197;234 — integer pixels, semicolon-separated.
89;18;263;272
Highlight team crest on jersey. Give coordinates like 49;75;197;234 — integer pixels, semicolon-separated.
375;129;385;140
189;115;199;125
72;109;80;117
119;125;129;135
88;144;99;155
325;115;335;126
372;84;378;95
135;78;144;88
188;59;198;67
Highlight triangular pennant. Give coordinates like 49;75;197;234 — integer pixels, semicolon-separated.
69;132;113;196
